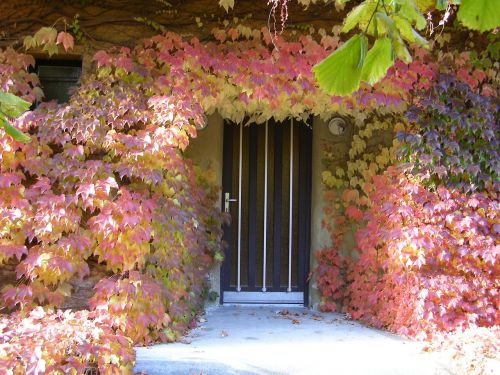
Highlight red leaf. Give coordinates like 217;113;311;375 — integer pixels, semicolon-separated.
93;50;110;67
345;206;363;221
56;32;74;52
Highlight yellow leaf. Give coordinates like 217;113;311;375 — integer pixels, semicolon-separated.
219;0;235;13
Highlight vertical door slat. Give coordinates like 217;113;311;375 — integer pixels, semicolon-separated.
247;126;258;288
262;121;269;291
272;121;282;289
237;123;243;291
220;122;234;300
287;119;294;292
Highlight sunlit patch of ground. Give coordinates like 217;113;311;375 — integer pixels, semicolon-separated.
135;306;456;375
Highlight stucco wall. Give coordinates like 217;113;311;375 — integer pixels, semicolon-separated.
0;0;348;50
308;116;398;308
185;113;224;305
309;118;329;307
308;117;354;307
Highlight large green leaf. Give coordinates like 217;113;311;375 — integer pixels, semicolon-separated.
342;3;367;33
313;35;367;96
0;92;31;119
375;12;397;35
0;92;31;144
457;0;500;32
393;15;429;47
358;1;380;35
393;37;413;63
0;117;31;144
361;37;394;85
398;1;427;30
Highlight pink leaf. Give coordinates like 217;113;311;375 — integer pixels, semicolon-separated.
56;32;74;52
93;50;110;67
345;206;363;221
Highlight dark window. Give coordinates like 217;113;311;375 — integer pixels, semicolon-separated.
35;59;82;103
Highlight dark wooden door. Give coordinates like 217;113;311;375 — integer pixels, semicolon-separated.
220;118;312;304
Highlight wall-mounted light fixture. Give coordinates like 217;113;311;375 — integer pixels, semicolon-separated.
328;117;346;135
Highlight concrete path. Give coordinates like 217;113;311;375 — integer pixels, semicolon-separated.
135;306;452;375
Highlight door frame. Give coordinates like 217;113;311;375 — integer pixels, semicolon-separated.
219;119;312;305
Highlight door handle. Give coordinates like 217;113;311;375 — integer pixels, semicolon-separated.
224;192;237;213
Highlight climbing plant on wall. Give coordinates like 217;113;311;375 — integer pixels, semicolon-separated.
222;0;500;96
312;0;500;95
315;33;499;373
0;1;498;369
0;29;224;372
400;75;499;192
0;25;74;144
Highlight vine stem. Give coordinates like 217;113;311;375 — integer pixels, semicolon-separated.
50;17;66;30
363;0;381;35
267;0;280;52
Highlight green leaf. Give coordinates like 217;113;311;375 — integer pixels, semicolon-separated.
411;29;429;47
436;0;461;10
457;0;500;32
0;117;31;144
23;35;37;50
393;15;415;42
32;87;45;102
393;15;428;46
0;92;31;119
214;251;224;262
43;42;59;57
436;0;447;10
375;12;397;36
33;27;57;45
358;35;367;69
98;67;112;79
342;3;367;33
0;91;31;143
393;37;412;63
358;1;380;34
398;1;427;30
361;37;394;85
416;0;435;12
313;34;366;96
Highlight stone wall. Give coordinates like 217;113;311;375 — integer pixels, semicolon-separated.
0;0;346;51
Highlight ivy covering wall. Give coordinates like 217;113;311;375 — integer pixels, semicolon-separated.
0;16;498;373
316;32;499;374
